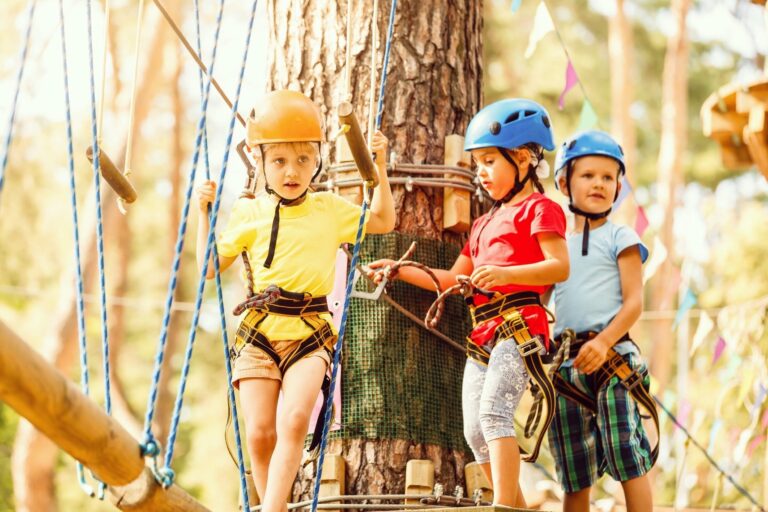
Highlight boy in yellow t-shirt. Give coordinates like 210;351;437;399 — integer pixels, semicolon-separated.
196;90;394;512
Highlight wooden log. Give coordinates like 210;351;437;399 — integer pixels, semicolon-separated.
701;110;748;141
109;468;210;511
442;135;472;233
0;319;209;511
405;459;434;504
464;462;493;504
318;454;345;512
337;102;379;188
333;136;363;205
720;141;753;169
86;146;138;203
744;107;768;179
736;82;768;113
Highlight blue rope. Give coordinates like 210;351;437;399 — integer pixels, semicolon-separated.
159;0;259;488
193;0;249;506
374;0;398;131
140;0;228;459
0;0;36;208
57;0;95;497
193;0;212;182
310;198;370;512
85;0;112;499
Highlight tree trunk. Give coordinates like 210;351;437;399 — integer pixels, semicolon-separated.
265;0;482;500
11;7;176;510
608;0;637;182
648;0;691;395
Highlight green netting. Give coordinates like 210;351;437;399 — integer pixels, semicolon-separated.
331;232;471;450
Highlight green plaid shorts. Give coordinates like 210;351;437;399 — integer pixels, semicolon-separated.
547;351;653;493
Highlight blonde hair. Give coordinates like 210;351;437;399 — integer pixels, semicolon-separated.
252;141;320;165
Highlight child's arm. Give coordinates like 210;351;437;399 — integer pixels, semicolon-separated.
196;180;237;279
470;233;569;289
572;245;643;374
366;253;473;292
365;131;396;234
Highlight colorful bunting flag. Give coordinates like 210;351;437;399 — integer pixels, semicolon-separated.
690;310;714;356
524;1;554;58
746;434;766;459
558;60;579;109
708;419;722;452
712;336;727;365
614;176;631;209
673;288;697;329
675;399;691;430
634;205;649;236
577;99;598;130
643;236;667;284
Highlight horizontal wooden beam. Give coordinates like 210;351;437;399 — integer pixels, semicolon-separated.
0;318;209;511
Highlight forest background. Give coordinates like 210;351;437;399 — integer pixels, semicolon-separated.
0;0;767;510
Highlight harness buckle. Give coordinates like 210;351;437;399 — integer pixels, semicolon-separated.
517;336;543;358
621;370;643;392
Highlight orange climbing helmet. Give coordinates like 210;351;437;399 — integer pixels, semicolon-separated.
246;89;324;147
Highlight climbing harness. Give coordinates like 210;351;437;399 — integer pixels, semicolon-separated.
551;329;660;465
425;277;556;463
229;277;336;456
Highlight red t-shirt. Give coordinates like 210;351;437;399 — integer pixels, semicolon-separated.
460;193;566;347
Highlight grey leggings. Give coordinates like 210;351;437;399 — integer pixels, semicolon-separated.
462;338;530;464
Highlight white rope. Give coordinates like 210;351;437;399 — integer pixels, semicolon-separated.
97;0;110;144
124;0;145;177
344;0;353;101
367;0;378;147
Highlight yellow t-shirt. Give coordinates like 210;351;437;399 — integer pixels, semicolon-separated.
217;191;367;340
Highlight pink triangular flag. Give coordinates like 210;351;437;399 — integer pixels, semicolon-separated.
558;60;578;110
634;206;649;236
712;336;727;365
747;434;766;459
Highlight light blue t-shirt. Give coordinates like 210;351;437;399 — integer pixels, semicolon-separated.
554;221;648;366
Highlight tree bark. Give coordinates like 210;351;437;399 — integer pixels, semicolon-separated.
608;0;637;182
11;7;176;510
265;0;483;499
648;0;691;395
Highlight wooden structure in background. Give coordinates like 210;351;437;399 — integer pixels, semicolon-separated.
701;78;768;179
0;319;208;511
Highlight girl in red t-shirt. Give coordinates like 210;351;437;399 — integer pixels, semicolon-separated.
367;99;569;508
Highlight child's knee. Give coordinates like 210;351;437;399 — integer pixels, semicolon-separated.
478;409;516;442
280;406;312;437
246;424;277;452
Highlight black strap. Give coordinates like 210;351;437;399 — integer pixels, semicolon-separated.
568;204;611;256
470;291;541;325
554;330;632;360
263;200;282;268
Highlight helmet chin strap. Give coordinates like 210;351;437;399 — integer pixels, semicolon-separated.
259;145;323;268
495;149;531;209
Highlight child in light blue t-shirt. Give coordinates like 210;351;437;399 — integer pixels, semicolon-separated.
548;130;654;512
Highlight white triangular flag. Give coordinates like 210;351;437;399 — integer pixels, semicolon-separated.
524;1;555;59
690;310;713;356
643;236;668;284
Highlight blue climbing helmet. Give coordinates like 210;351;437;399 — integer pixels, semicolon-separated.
464;98;555;152
554;129;625;190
